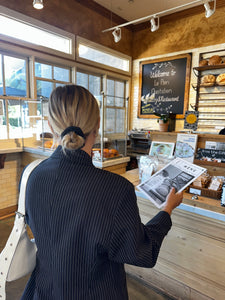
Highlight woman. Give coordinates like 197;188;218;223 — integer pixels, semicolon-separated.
22;85;183;300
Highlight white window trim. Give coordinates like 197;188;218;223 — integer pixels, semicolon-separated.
0;5;75;60
77;36;131;76
0;50;30;98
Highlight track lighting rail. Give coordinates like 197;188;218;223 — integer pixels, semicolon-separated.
103;0;216;43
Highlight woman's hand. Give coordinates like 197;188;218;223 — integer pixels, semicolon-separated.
162;187;183;216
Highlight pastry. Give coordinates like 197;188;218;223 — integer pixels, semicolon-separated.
44;140;53;148
201;74;216;85
199;59;208;67
216;73;225;85
109;149;119;157
208;55;222;65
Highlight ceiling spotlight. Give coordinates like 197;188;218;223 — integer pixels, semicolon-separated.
204;0;216;18
33;0;44;9
112;27;121;43
150;16;159;32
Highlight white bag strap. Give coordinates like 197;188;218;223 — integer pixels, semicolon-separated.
17;159;45;216
0;159;44;300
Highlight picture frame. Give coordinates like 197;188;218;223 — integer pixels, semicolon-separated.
138;54;192;119
175;133;198;163
149;141;175;157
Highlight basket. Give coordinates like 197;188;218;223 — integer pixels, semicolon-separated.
188;185;222;200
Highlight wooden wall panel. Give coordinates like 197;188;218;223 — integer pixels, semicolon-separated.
0;153;21;210
132;6;225;59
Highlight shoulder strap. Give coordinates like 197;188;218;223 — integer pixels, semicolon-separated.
17;159;45;216
0;159;44;299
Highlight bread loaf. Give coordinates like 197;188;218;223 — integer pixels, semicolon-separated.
201;74;216;84
208;55;222;65
216;73;225;85
199;59;208;67
92;148;119;158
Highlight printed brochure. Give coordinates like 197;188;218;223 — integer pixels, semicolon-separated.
137;157;206;208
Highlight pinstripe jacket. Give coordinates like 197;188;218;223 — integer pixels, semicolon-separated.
21;146;172;300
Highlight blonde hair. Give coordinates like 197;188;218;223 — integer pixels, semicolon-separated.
48;85;100;151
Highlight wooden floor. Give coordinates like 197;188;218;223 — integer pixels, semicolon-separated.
1;217;174;300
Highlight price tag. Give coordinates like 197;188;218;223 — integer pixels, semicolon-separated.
189;187;201;195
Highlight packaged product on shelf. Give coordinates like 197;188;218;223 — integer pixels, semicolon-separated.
192;171;211;188
208;176;225;191
138;155;158;183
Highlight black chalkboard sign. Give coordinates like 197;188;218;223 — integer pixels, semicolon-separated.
138;54;191;118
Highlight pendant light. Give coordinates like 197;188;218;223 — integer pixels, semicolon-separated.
33;0;44;10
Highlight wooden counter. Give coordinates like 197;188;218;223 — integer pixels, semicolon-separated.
0;148;23;154
122;168;225;216
122;169;225;300
22;148;130;175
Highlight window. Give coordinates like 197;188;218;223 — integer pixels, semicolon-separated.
33;61;72;136
35;61;72;99
76;70;127;138
0;53;28;97
0;99;7;139
0;99;23;139
105;78;126;135
0;5;75;58
77;37;131;74
0;51;28;140
76;70;102;98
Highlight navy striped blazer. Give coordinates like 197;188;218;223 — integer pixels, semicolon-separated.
21;146;172;300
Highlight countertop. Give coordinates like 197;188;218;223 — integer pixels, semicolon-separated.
121;168;225;221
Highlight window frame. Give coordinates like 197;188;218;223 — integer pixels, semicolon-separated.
0;50;30;98
76;36;131;76
104;76;127;139
34;59;73;102
0;5;75;60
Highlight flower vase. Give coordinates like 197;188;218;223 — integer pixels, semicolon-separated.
158;119;169;132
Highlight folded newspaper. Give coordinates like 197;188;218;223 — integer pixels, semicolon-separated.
137;157;206;208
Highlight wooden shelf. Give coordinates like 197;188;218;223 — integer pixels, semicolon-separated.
0;148;23;154
183;192;225;215
193;65;225;72
194;159;225;168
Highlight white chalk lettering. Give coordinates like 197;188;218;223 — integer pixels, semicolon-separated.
150;70;170;78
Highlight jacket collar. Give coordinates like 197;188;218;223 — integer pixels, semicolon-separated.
51;146;93;166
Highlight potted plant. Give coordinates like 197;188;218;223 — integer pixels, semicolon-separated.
154;113;170;132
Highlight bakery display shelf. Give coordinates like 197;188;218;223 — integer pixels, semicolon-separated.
183;192;225;214
199;83;225;88
198;91;225;95
188;185;222;200
194;65;225;72
193;159;225;168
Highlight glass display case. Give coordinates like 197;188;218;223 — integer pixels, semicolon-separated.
18;93;129;167
20;98;53;152
92;92;128;163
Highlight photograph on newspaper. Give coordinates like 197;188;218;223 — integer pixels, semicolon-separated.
137;157;206;208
